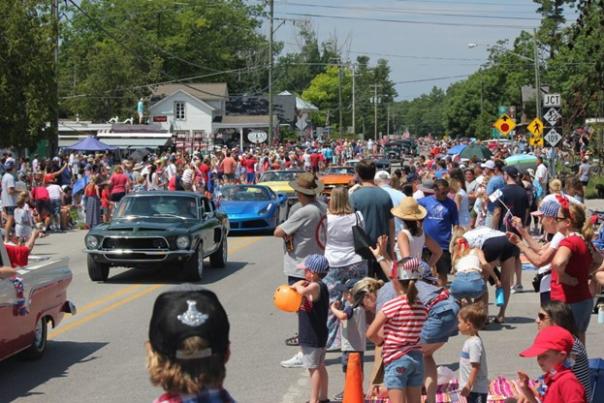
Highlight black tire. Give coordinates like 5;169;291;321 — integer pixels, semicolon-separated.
210;237;227;268
184;242;204;281
21;316;48;360
87;255;109;282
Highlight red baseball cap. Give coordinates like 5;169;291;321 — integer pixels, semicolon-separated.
519;325;574;357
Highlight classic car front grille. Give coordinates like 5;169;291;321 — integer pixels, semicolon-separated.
101;237;169;250
104;253;167;261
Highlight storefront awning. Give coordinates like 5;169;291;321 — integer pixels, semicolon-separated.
99;137;171;148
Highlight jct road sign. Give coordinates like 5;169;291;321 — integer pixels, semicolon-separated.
493;114;516;136
543;93;561;108
527;117;545;136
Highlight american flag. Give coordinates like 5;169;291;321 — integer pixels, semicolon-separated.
503;207;514;232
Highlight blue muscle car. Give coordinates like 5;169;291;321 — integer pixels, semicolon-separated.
218;185;287;232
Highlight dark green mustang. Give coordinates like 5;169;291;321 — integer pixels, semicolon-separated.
84;191;229;282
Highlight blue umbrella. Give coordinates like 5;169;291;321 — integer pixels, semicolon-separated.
447;144;467;155
65;136;115;151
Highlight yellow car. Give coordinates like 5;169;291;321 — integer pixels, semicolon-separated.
258;170;304;207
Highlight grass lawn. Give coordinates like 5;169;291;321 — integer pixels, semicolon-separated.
586;176;604;199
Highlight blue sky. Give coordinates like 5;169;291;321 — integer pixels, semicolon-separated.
265;0;573;100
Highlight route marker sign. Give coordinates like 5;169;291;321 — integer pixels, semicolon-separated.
543;93;561;108
527;117;545;137
494;113;516;136
543;108;562;126
544;128;562;147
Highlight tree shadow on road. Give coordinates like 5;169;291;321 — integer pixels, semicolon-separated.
0;341;107;401
103;261;250;285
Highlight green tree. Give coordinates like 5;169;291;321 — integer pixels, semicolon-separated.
59;0;268;120
0;0;56;148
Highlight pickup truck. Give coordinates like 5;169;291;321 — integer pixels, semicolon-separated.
84;191;230;282
0;243;75;362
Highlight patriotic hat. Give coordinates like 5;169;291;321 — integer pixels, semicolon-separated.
297;254;330;274
394;257;421;281
531;200;561;217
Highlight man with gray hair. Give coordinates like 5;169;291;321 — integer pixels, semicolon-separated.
374;170;405;235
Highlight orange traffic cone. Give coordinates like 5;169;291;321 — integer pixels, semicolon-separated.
343;352;364;403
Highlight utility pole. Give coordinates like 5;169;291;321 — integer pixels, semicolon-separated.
338;61;343;137
268;0;274;144
386;104;390;136
52;0;59;154
370;84;382;141
351;62;356;137
532;28;541;119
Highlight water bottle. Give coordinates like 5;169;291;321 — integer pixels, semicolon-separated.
496;287;505;307
598;305;604;324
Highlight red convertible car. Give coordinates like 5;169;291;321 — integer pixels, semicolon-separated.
0;244;75;361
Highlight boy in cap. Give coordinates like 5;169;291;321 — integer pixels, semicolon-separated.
147;285;234;403
291;254;330;403
516;325;585;403
329;278;367;400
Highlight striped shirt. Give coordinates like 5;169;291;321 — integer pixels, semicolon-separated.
380;295;427;364
571;338;592;402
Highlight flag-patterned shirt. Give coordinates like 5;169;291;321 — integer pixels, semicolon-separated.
380;295;427;364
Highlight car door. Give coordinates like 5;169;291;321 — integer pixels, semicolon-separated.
200;197;220;254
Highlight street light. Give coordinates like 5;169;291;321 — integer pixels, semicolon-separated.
467;29;542;119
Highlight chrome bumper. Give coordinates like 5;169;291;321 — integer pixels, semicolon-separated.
85;249;194;256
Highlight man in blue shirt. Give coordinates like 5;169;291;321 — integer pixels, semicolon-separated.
483;159;505;228
419;179;459;287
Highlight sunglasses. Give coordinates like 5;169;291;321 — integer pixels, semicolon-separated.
537;312;549;321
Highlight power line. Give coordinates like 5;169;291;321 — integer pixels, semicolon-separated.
393;74;470;84
275;11;538;29
274;1;541;21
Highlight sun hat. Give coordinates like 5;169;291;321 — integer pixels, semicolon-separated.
531;199;561;217
149;285;230;361
374;170;391;181
391;197;427;221
296;254;329;274
519;325;573;357
288;172;324;195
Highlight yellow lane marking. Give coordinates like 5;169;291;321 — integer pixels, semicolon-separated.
49;236;263;339
49;285;163;340
75;284;143;316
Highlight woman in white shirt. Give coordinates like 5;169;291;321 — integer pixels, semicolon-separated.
323;186;368;351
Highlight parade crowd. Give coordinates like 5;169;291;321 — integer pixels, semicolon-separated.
0;134;602;403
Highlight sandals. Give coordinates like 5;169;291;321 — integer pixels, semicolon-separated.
285;335;299;346
488;316;505;325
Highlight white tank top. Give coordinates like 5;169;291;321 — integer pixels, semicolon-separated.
455;252;482;274
395;229;425;260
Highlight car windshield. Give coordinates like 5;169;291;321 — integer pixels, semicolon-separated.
222;186;270;201
325;167;353;174
115;196;198;219
259;171;300;182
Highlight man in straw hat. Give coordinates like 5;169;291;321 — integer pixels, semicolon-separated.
274;172;327;368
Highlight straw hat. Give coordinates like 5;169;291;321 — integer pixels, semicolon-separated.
288;172;324;195
391;197;427;221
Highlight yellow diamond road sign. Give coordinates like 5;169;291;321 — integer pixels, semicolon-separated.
494;114;516;136
527;117;545;137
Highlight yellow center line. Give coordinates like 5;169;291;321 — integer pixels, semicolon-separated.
49;235;263;339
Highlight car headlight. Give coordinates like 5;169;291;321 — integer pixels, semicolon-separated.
258;203;273;215
176;236;190;250
85;235;99;249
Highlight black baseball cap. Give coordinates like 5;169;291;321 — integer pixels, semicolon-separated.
149;285;230;361
505;166;519;179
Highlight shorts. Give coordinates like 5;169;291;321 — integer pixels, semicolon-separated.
246;172;256;183
421;298;459;344
35;200;50;217
300;346;326;369
482;236;519;263
467;392;488;403
435;250;452;277
50;199;61;216
224;173;235;180
569;298;593;333
3;206;15;216
384;350;424;389
111;192;125;202
451;272;486;300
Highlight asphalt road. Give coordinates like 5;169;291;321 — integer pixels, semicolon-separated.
1;227;604;403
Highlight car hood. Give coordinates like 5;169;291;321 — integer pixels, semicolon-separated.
320;174;354;185
257;181;294;193
220;200;271;215
100;217;197;233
